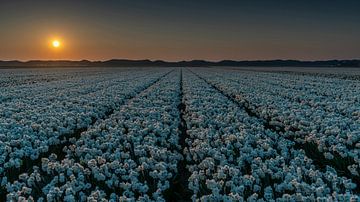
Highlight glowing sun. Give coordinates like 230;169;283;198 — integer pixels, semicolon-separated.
52;40;61;48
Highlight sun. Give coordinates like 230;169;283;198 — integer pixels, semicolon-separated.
52;40;61;48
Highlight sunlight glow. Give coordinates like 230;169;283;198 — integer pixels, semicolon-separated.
52;40;60;48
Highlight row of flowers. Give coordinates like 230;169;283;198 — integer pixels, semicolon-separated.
0;68;86;88
4;70;182;201
2;67;358;201
181;69;358;201
0;68;155;102
195;68;360;176
0;68;169;194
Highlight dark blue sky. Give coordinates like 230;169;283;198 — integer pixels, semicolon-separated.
0;0;359;61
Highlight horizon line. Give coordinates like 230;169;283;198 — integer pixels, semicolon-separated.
2;58;360;63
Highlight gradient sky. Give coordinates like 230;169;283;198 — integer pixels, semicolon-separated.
0;0;359;61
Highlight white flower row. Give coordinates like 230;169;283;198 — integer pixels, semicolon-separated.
181;69;358;201
195;68;360;171
5;70;182;201
2;67;358;201
0;68;169;189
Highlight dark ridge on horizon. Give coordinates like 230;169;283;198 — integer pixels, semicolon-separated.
0;59;359;68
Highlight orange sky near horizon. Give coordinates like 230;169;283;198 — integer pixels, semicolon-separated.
1;1;360;61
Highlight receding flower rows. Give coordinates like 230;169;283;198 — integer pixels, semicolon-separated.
0;68;161;104
0;68;170;199
194;68;360;173
4;70;183;201
181;69;358;201
1;67;359;201
208;68;360;120
0;68;80;88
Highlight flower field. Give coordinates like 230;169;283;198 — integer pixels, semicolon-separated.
0;67;359;201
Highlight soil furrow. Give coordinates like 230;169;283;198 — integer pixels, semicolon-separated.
164;68;192;201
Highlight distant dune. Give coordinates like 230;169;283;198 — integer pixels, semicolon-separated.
0;59;359;68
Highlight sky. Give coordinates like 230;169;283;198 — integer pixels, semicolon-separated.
0;0;359;61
